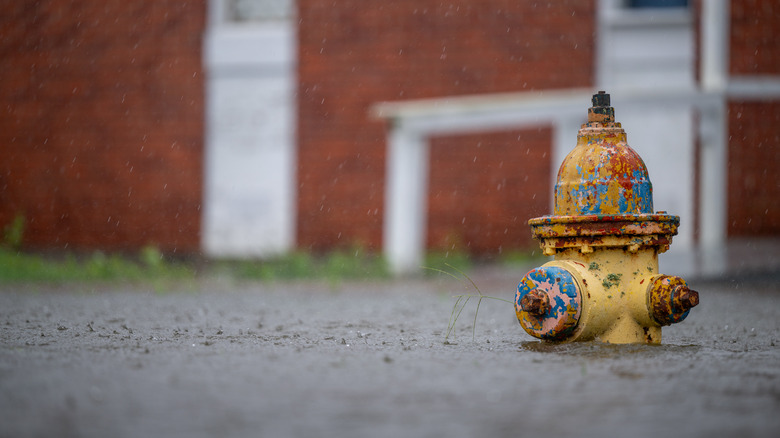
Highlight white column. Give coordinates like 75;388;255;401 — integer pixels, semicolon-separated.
700;0;729;92
202;6;296;257
698;0;728;264
697;99;728;280
383;125;429;275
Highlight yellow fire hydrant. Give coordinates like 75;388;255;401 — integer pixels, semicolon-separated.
515;91;699;344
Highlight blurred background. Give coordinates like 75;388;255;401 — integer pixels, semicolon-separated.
1;0;778;278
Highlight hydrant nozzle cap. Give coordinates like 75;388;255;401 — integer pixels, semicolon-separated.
588;91;615;123
649;276;697;326
516;266;582;341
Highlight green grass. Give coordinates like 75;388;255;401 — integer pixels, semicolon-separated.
222;248;390;282
0;246;194;284
0;248;392;285
0;242;545;285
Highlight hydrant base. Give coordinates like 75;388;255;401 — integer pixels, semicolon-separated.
598;316;661;344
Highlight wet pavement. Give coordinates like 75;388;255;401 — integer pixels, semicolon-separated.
1;262;779;438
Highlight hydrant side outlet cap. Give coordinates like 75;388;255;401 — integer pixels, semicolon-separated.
516;266;582;341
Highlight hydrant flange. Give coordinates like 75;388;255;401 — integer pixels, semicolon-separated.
529;213;679;256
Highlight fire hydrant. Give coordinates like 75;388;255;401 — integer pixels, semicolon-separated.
515;91;699;344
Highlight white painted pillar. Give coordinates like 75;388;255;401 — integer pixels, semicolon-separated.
694;0;729;276
698;0;729;250
695;99;728;277
383;126;429;275
202;0;296;258
700;0;729;92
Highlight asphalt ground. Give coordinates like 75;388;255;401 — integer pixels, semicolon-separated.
1;266;779;438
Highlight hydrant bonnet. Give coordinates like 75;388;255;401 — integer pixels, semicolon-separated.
554;92;653;216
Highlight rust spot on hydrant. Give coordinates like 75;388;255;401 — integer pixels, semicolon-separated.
520;290;550;316
515;91;700;344
648;275;698;326
673;287;699;313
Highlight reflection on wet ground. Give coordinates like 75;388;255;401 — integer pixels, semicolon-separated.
518;339;702;356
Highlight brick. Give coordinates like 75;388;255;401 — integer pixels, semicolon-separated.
727;100;780;235
297;0;595;254
0;0;205;253
729;0;780;75
427;128;553;257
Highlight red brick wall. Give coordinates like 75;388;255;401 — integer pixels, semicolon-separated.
730;0;780;75
726;1;780;236
727;102;780;236
0;1;205;253
428;128;552;256
297;0;595;253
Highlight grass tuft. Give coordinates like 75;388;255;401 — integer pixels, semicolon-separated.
423;263;512;342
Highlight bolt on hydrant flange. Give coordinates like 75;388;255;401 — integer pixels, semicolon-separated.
515;91;700;344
